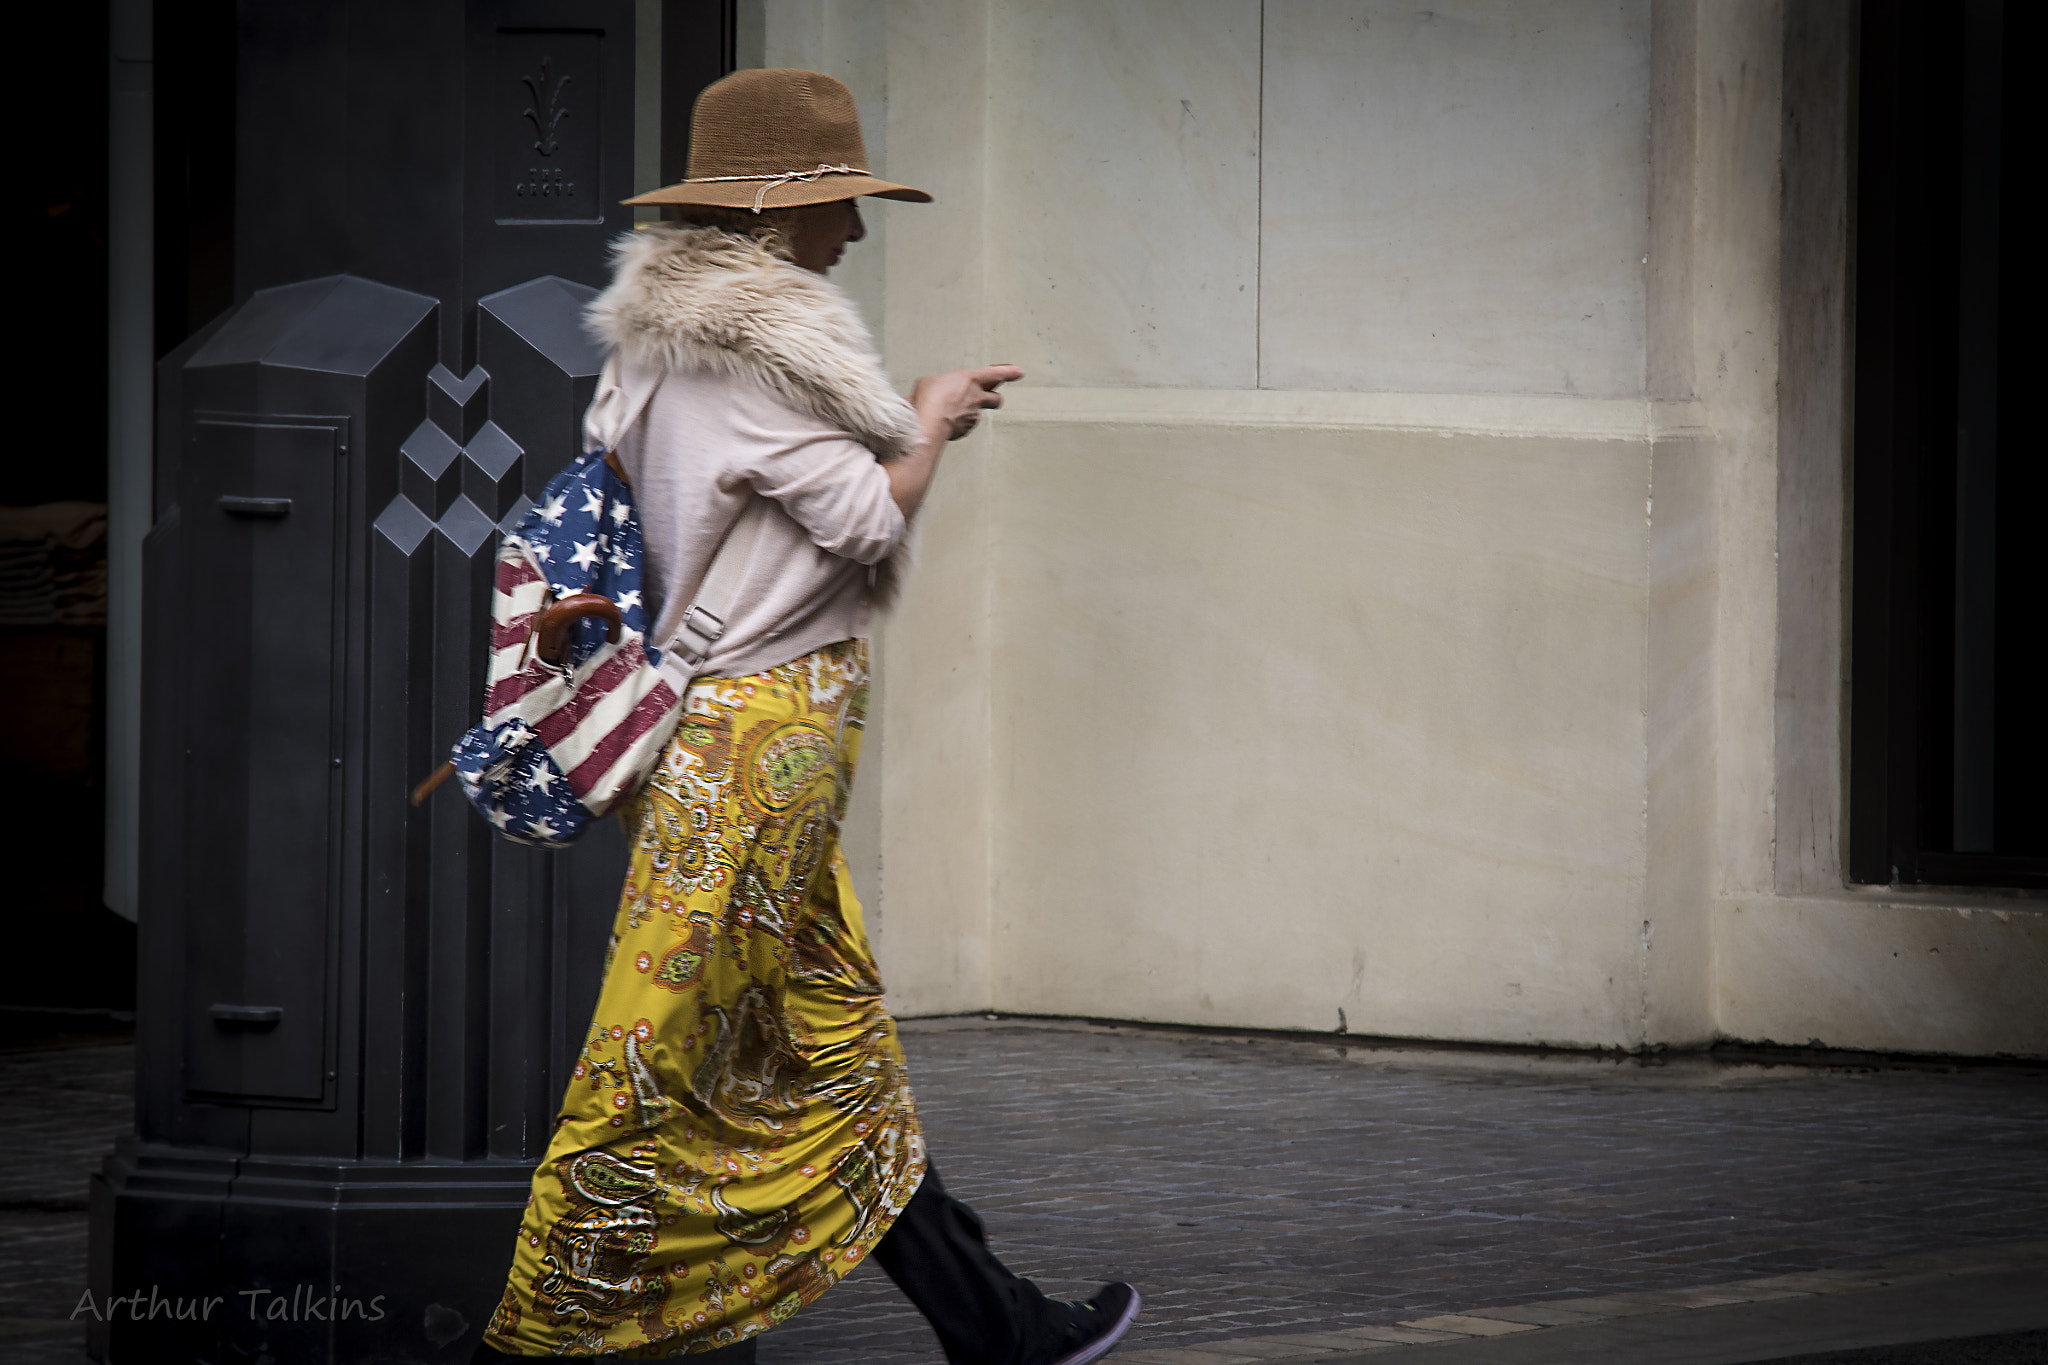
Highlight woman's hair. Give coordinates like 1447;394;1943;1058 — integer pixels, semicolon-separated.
669;205;800;259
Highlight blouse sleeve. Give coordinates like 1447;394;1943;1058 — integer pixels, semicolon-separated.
731;385;907;566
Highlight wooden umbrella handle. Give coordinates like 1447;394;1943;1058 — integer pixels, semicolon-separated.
411;761;456;806
412;592;625;806
533;593;624;663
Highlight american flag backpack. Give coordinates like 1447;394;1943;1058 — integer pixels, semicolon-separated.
411;357;767;847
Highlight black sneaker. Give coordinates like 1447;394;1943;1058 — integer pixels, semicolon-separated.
1046;1283;1141;1365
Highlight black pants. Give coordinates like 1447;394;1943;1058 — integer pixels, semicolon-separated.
472;1164;1070;1365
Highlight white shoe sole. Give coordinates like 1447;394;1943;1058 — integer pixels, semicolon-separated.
1049;1288;1142;1365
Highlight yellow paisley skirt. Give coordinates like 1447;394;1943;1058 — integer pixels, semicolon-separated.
483;639;925;1358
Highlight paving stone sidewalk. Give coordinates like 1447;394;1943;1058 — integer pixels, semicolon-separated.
2;1019;2045;1364
759;1019;2048;1364
0;1040;132;1365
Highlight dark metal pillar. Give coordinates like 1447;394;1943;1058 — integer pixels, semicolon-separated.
87;3;678;1360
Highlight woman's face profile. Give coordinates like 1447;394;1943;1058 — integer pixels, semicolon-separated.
789;199;866;274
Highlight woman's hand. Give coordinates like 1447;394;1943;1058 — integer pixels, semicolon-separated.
912;365;1024;442
889;365;1025;517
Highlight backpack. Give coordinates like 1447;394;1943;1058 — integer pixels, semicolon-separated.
410;358;766;846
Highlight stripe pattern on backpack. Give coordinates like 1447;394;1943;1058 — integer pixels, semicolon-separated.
449;452;684;847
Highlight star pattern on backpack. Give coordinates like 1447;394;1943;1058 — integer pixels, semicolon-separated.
448;452;660;848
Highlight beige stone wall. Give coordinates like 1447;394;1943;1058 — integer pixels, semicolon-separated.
732;0;2047;1056
985;396;1657;1044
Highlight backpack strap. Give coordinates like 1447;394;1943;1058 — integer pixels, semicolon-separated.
664;498;772;673
583;350;666;459
585;347;773;679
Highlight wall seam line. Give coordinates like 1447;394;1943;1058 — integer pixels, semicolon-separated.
982;0;997;1015
1255;0;1266;390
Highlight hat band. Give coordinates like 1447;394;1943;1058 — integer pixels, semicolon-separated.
683;163;870;213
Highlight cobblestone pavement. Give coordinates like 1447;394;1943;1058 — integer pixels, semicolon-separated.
759;1019;2048;1365
3;1020;2045;1364
0;1041;133;1365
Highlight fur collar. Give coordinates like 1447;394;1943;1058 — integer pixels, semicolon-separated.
584;225;918;461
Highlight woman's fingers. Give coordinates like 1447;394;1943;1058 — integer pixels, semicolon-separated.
912;366;1023;443
972;365;1018;414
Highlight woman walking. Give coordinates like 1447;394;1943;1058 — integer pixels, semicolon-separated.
473;69;1138;1364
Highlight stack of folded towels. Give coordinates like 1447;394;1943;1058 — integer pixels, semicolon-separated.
0;502;108;627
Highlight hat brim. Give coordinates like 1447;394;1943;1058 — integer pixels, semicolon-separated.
622;175;931;209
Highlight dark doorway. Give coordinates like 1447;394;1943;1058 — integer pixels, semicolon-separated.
155;0;239;363
1;0;133;1048
1849;0;2046;889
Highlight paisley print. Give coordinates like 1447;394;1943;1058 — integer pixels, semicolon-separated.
743;721;838;813
651;931;709;994
484;640;923;1358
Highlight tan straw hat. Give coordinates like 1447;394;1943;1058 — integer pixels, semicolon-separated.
624;69;931;213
